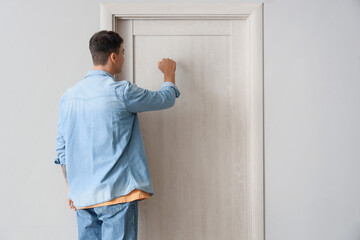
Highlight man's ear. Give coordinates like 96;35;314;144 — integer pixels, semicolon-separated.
109;53;116;63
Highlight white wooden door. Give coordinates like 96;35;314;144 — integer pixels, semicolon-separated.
116;18;250;240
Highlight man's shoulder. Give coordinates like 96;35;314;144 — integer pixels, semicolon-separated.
60;84;78;101
61;79;131;102
113;79;131;86
111;80;132;95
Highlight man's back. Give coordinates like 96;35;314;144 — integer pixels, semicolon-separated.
55;69;180;208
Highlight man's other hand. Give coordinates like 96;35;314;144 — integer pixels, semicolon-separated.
68;198;77;211
67;183;77;211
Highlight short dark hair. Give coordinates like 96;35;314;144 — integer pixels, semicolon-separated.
89;30;123;65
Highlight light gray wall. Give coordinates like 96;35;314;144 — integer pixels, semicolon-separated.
0;0;359;239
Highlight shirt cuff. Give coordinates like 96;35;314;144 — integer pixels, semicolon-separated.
160;82;181;98
54;157;65;165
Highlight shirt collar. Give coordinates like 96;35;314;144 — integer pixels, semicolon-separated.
85;69;115;80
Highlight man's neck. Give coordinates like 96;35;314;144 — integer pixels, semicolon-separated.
93;65;115;76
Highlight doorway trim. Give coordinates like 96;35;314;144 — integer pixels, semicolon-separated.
100;3;264;240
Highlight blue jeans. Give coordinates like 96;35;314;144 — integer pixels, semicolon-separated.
76;200;138;240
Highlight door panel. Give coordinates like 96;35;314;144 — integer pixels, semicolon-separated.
133;19;230;35
117;19;249;240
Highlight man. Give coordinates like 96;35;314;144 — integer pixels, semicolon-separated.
54;30;180;240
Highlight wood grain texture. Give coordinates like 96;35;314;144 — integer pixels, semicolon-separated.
136;32;246;240
103;3;264;240
133;19;231;35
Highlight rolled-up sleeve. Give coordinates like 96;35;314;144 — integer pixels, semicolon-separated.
54;105;66;165
122;81;180;113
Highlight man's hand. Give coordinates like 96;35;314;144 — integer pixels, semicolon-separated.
158;58;176;84
67;184;77;211
68;198;77;211
158;58;176;75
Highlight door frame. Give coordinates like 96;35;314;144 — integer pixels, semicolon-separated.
100;3;264;240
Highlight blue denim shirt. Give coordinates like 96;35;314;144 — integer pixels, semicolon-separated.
54;70;180;208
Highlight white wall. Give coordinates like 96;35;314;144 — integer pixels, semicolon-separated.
0;0;359;239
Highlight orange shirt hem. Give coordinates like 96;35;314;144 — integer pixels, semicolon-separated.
76;189;151;209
